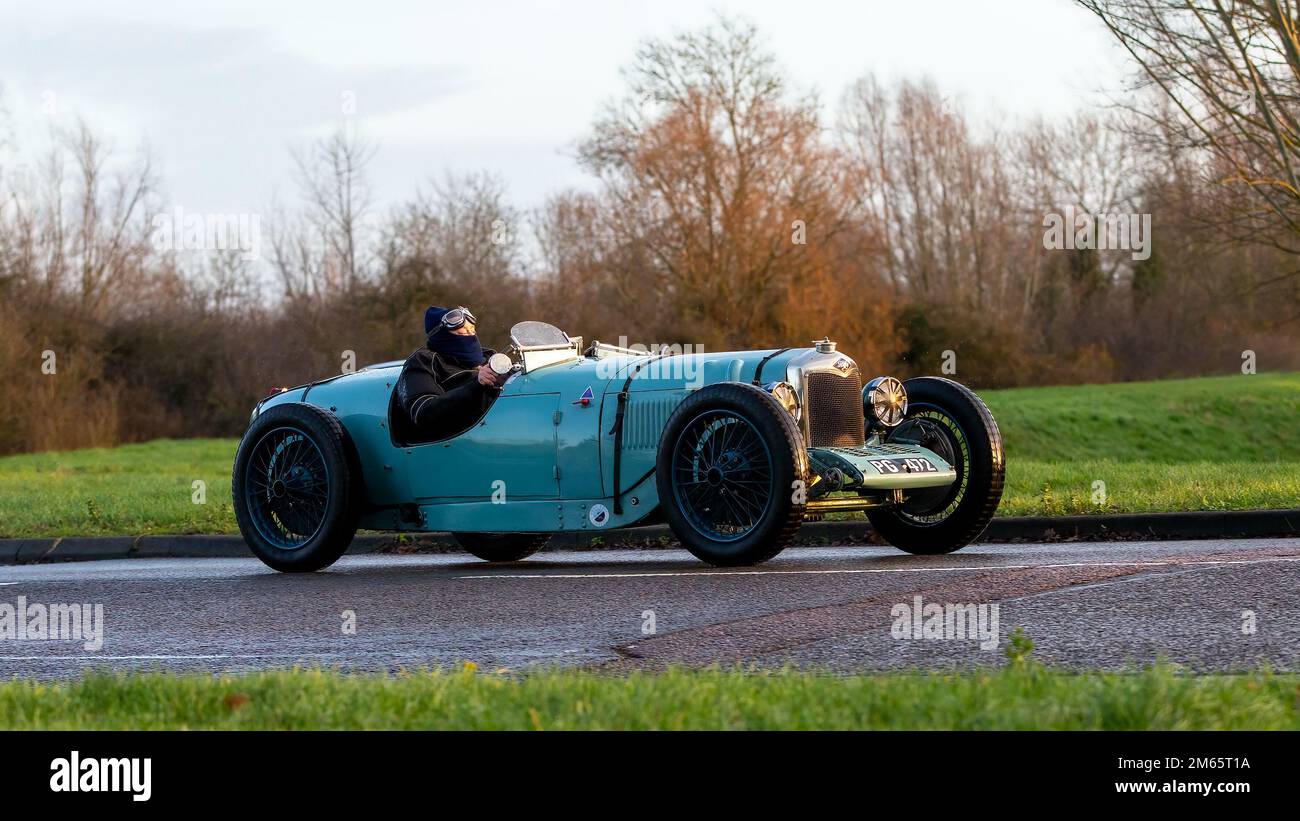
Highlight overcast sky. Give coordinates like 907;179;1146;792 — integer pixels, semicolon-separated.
0;0;1128;216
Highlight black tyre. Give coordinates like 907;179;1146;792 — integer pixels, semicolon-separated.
451;532;550;562
233;403;360;572
656;382;806;566
866;377;1004;554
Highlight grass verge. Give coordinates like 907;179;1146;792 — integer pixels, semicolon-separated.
1;663;1297;730
0;439;235;538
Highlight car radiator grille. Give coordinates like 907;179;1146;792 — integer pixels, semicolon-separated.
805;370;865;447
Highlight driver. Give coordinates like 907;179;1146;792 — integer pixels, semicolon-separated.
395;305;507;443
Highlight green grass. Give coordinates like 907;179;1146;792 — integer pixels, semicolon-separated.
984;372;1300;463
1;663;1297;730
985;371;1300;516
0;372;1296;538
1002;459;1300;516
0;439;236;538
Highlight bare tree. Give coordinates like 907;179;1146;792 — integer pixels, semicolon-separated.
367;171;528;351
195;250;262;315
272;125;376;298
1080;0;1300;261
68;123;157;316
379;172;519;296
1018;111;1150;296
840;78;1025;318
0;120;156;316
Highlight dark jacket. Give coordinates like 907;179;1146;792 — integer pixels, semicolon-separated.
393;347;500;443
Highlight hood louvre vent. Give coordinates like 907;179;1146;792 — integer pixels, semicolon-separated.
623;394;683;449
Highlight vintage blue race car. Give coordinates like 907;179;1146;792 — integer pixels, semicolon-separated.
232;321;1004;571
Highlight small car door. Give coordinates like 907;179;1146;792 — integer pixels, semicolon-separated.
404;393;562;502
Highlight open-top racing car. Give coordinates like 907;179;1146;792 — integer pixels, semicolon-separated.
232;322;1004;571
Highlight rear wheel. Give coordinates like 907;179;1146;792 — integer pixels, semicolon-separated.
866;377;1004;554
452;532;550;562
656;383;806;566
233;403;360;572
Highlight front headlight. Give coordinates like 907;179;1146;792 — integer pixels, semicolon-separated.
864;376;907;428
763;381;801;421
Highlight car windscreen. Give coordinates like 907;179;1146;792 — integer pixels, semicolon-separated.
510;321;570;348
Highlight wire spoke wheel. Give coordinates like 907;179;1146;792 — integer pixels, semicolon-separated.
671;409;774;542
244;426;331;550
234;403;359;572
866;377;1004;556
656;383;804;566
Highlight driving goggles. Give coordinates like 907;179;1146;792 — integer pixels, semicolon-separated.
433;306;477;334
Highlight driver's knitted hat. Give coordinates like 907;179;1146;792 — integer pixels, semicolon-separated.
424;306;449;336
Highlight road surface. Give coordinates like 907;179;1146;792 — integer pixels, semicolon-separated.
1;537;1297;678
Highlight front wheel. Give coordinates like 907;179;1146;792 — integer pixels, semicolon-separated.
866;377;1004;555
656;382;807;566
452;532;550;562
233;403;360;572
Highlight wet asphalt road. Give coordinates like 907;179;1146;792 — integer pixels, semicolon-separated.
1;537;1298;678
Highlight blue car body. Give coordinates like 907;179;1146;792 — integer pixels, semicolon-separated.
252;344;955;536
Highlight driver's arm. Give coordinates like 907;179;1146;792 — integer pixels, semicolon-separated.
398;364;499;432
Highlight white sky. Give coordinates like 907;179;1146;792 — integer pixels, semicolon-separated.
0;0;1129;216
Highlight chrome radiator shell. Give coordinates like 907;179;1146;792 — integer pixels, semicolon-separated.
783;347;866;448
